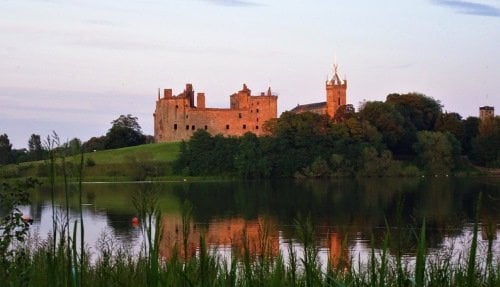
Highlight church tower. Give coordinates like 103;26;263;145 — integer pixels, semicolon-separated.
326;64;347;118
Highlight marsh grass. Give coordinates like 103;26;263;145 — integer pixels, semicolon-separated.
4;203;500;286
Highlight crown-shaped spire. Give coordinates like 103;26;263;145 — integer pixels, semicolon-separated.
329;62;343;85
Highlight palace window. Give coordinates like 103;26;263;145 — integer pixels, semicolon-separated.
174;124;177;130
191;125;195;130
204;125;208;130
255;125;259;130
186;115;189;119
239;113;242;118
338;98;340;105
186;125;189;130
243;124;246;129
226;124;230;130
175;105;178;108
256;109;259;113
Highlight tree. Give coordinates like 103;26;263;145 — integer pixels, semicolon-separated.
82;136;107;152
105;114;146;149
463;117;480;154
358;101;405;151
263;112;336;177
28;134;44;160
413;131;458;175
434;112;464;145
67;138;82;155
333;104;355;123
0;134;13;165
235;132;270;178
386;93;442;131
385;92;442;155
470;117;500;167
344;117;382;145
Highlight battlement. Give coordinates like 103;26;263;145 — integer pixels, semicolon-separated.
154;83;278;142
479;106;495;121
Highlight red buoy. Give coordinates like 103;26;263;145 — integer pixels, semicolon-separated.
131;217;140;228
21;214;33;224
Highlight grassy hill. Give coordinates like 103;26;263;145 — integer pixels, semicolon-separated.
0;142;182;181
83;142;180;164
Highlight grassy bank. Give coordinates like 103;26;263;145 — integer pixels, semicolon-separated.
0;142;182;181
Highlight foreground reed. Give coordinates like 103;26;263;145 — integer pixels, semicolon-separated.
3;206;499;287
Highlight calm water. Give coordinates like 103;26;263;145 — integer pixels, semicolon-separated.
19;177;500;267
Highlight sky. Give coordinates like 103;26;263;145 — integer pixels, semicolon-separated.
1;0;499;149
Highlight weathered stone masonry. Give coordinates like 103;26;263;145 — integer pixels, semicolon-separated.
154;83;278;142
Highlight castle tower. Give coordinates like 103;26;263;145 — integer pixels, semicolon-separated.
326;64;347;118
479;106;494;121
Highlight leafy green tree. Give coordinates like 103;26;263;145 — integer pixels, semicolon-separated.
174;129;239;175
470;117;500;167
462;116;480;154
235;132;269;178
66;138;82;155
386;93;442;131
333;104;355;123
434;112;464;145
359;147;401;177
28;134;44;160
0;134;13;165
300;156;331;178
82;136;107;152
264;112;336;177
413;131;458;175
385;92;442;155
190;129;214;174
211;134;238;174
105;114;146;149
358;101;405;151
344;118;382;145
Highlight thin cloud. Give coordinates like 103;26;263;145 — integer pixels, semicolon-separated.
432;0;500;17
199;0;262;7
69;37;166;51
84;19;115;27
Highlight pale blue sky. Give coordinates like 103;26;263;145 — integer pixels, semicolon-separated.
1;0;499;148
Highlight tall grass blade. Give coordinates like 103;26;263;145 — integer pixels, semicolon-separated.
467;192;481;287
415;218;426;287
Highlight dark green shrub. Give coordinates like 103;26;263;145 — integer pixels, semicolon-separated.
86;157;96;167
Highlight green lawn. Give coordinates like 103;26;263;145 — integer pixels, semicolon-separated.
83;142;180;164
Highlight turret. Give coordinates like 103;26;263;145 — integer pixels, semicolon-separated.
326;63;347;118
185;83;195;107
163;89;172;99
197;93;206;109
230;83;251;109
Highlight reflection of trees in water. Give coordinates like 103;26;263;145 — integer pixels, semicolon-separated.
174;178;499;255
27;178;499;258
105;211;137;241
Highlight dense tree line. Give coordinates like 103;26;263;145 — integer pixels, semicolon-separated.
175;93;500;178
0;114;150;165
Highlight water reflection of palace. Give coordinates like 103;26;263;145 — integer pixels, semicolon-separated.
159;215;348;267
